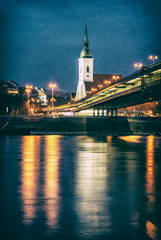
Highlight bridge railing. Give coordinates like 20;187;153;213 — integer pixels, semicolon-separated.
142;72;161;90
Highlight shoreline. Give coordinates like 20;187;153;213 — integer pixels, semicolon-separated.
1;116;161;136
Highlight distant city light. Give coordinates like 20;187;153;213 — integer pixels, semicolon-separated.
49;83;57;109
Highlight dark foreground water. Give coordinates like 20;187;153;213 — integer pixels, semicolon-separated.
0;135;161;240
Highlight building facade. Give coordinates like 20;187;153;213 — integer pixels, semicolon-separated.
76;25;94;100
76;26;122;100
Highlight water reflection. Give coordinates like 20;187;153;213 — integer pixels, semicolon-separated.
20;136;41;223
1;135;160;239
119;135;142;143
146;220;157;240
146;135;155;195
119;135;158;239
75;137;111;235
20;135;61;227
44;135;60;228
146;136;157;239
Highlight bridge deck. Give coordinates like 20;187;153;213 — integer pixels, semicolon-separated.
43;61;161;113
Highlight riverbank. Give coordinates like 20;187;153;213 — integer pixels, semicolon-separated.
0;115;161;135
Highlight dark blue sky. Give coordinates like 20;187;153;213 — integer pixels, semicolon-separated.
0;0;161;92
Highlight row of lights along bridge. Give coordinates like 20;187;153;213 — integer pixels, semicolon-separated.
25;55;159;107
86;75;120;95
134;55;158;70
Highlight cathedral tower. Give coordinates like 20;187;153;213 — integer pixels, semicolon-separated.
76;25;94;100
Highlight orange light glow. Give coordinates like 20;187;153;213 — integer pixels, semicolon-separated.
146;135;155;194
119;136;141;143
112;75;120;80
26;85;33;89
49;83;57;88
44;136;60;228
146;220;157;240
20;136;41;224
149;55;158;63
149;110;153;115
134;63;143;70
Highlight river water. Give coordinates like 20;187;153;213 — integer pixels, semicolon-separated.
0;135;161;240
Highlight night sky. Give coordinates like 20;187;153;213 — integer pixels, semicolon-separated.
0;0;161;92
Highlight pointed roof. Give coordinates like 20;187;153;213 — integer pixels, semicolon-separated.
80;25;92;58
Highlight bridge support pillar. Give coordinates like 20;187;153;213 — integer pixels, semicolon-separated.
97;109;99;116
93;109;95;116
107;109;109;116
111;109;113;116
115;109;118;116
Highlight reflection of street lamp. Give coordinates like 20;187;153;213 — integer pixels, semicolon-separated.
134;63;143;70
149;55;158;64
49;83;56;110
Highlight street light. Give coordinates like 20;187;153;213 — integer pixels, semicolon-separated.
25;85;33;113
49;83;56;110
149;55;158;64
31;98;35;114
112;75;120;81
25;85;33;100
134;63;143;70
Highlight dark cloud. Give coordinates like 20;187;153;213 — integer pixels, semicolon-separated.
0;0;160;91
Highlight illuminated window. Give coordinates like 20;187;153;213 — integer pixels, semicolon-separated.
86;65;90;73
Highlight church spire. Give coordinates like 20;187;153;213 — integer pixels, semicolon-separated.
80;25;92;58
84;25;89;48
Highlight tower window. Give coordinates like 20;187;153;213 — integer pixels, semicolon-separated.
86;65;90;73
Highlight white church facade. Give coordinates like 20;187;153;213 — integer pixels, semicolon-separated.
76;25;122;101
76;25;94;100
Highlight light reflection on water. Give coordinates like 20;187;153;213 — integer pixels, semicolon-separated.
20;136;41;223
0;135;161;239
44;135;60;228
75;137;111;235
